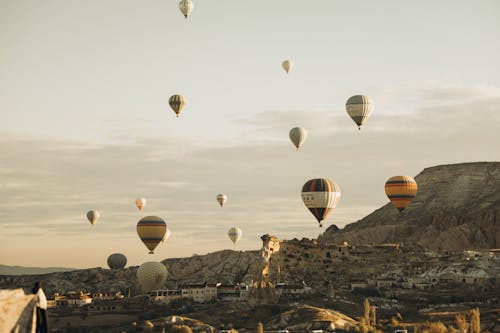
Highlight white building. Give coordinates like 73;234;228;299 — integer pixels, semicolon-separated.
55;291;92;307
217;283;249;302
181;283;218;303
275;282;312;297
148;289;182;304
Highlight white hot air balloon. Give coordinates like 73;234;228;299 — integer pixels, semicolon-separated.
86;210;100;226
216;194;227;207
179;0;194;18
228;227;242;244
162;228;171;243
137;262;168;291
345;95;373;130
135;198;146;211
289;127;308;150
282;60;292;74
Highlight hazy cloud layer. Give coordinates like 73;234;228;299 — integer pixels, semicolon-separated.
0;84;499;267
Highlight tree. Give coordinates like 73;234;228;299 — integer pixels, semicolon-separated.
258;322;264;333
470;308;480;333
370;305;377;326
363;299;370;325
455;313;469;333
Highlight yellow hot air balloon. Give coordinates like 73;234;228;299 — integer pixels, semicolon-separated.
346;95;373;130
282;60;292;74
137;261;168;291
86;210;99;226
169;94;186;117
216;194;227;207
289;127;307;150
301;178;341;227
384;176;418;211
135;198;146;211
228;227;242;244
137;216;167;254
179;0;194;18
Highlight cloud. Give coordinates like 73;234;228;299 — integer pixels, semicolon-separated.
0;83;499;267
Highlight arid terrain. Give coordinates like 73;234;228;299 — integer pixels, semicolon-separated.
1;162;498;332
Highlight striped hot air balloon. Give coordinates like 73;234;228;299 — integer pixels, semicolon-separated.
137;216;167;254
346;95;373;130
301;178;341;227
228;227;242;244
384;176;418;212
216;194;227;207
169;94;186;117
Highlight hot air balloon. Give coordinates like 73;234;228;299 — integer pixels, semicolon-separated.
384;176;418;212
169;94;186;117
135;198;146;211
86;210;99;226
228;227;242;244
301;178;341;227
282;60;292;74
216;194;227;207
179;0;194;18
107;253;127;269
137;216;167;254
346;95;373;130
137;261;168;291
162;228;171;243
289;127;307;150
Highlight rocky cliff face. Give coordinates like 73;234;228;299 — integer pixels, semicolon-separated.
321;162;500;251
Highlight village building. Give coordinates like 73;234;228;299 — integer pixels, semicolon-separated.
54;291;92;307
217;283;249;302
147;289;182;304
181;282;218;303
92;291;124;300
275;282;312;297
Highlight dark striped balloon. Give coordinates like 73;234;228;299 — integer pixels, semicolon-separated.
169;94;186;117
301;178;341;227
384;176;418;211
137;216;167;254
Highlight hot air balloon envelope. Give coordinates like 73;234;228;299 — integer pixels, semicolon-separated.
87;210;100;226
301;178;341;227
346;95;373;130
107;253;127;269
289;127;307;150
135;198;146;211
228;227;242;244
169;94;186;117
216;194;227;207
137;216;167;254
384;176;418;211
137;261;168;291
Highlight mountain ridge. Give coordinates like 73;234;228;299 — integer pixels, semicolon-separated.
320;161;500;251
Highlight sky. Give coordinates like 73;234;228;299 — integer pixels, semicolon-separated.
0;0;499;268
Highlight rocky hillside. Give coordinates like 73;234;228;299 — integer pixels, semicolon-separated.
321;162;500;251
0;250;263;296
163;249;261;285
0;265;76;276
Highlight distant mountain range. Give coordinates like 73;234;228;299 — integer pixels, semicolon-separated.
0;265;77;276
321;162;500;251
